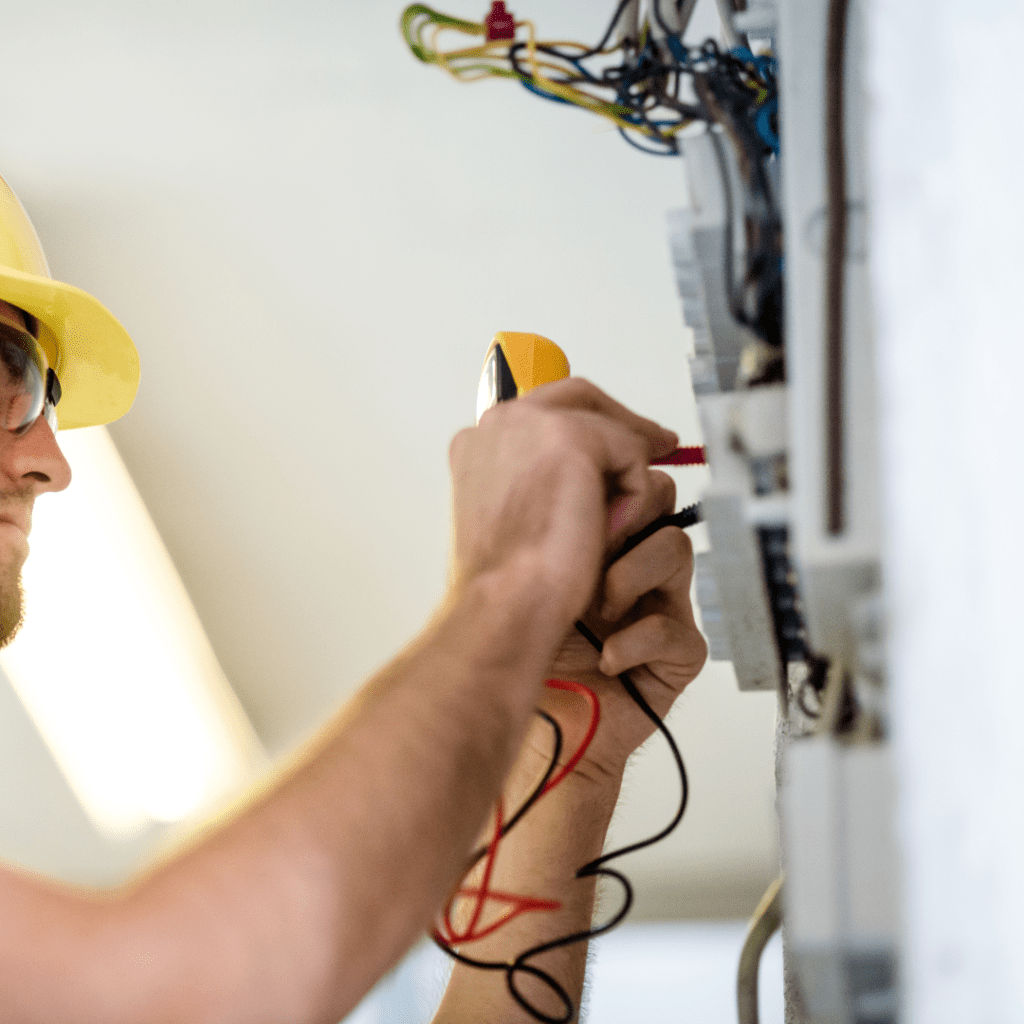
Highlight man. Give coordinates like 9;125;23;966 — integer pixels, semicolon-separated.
0;173;707;1023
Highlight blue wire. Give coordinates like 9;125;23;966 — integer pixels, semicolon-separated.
756;98;779;154
519;80;575;106
661;34;688;64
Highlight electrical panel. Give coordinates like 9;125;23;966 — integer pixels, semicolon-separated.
401;1;902;1018
667;0;900;1020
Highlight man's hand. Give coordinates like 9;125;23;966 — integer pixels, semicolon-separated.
448;378;681;640
432;383;706;1024
431;468;707;1024
517;468;708;792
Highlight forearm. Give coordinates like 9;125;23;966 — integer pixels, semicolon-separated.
16;568;571;1024
431;720;623;1024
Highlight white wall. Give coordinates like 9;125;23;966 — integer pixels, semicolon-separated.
0;0;779;919
868;0;1024;1019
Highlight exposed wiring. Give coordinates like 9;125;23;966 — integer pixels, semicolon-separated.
737;875;783;1024
694;44;783;348
401;4;783;345
400;3;778;159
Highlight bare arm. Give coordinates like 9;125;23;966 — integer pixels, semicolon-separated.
433;471;708;1024
0;379;680;1024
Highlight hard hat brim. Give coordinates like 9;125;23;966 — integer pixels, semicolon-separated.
0;264;139;430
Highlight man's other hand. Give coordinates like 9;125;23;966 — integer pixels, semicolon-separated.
447;378;680;637
535;467;708;785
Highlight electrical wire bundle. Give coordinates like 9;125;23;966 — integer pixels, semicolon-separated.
400;1;778;158
400;1;783;349
694;46;783;350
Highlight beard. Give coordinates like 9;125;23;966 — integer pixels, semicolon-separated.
0;558;25;647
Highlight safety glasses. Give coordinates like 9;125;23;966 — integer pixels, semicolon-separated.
0;324;60;435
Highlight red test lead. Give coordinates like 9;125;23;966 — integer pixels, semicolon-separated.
651;446;706;467
435;679;601;948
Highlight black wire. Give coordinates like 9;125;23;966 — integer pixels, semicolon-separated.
465;710;563;870
434;515;696;1023
507;19;782;168
695;55;784;347
613;503;703;562
503;13;783;166
548;0;639;62
617;125;678;155
432;709;573;1020
492;618;687;1021
651;0;686;39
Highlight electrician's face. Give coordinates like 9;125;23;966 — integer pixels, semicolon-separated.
0;300;72;645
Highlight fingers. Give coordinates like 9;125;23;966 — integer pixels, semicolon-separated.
620;470;676;541
595;522;706;693
601;523;693;622
544;406;668;549
522;378;679;460
599;613;709;686
449;376;683;622
605;467;675;553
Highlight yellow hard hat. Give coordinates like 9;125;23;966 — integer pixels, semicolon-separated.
0;174;139;430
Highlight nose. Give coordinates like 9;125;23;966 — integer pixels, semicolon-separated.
0;414;73;495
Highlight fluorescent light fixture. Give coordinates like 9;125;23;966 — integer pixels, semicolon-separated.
0;426;265;840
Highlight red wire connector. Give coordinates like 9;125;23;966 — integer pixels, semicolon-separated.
484;1;516;40
651;445;706;467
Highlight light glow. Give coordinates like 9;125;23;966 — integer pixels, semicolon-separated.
0;427;264;839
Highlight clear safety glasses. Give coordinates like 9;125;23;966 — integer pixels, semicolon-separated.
0;324;60;435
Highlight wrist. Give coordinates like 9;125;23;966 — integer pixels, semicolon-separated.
448;556;575;663
432;561;573;725
510;714;626;815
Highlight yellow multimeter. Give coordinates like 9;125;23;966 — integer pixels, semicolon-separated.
475;330;703;549
475;332;570;423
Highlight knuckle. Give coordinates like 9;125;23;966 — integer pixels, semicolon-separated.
652;469;676;506
560;376;592;398
661;526;694;573
689;628;710;673
540;412;581;456
448;428;471;467
650;613;676;647
558;376;603;408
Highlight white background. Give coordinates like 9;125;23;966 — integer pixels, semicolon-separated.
0;0;778;926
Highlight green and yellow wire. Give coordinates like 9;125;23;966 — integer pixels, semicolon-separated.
400;3;692;144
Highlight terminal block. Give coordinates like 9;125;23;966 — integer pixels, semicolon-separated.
668;125;804;695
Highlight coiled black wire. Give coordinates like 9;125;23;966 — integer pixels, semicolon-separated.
434;509;698;1023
